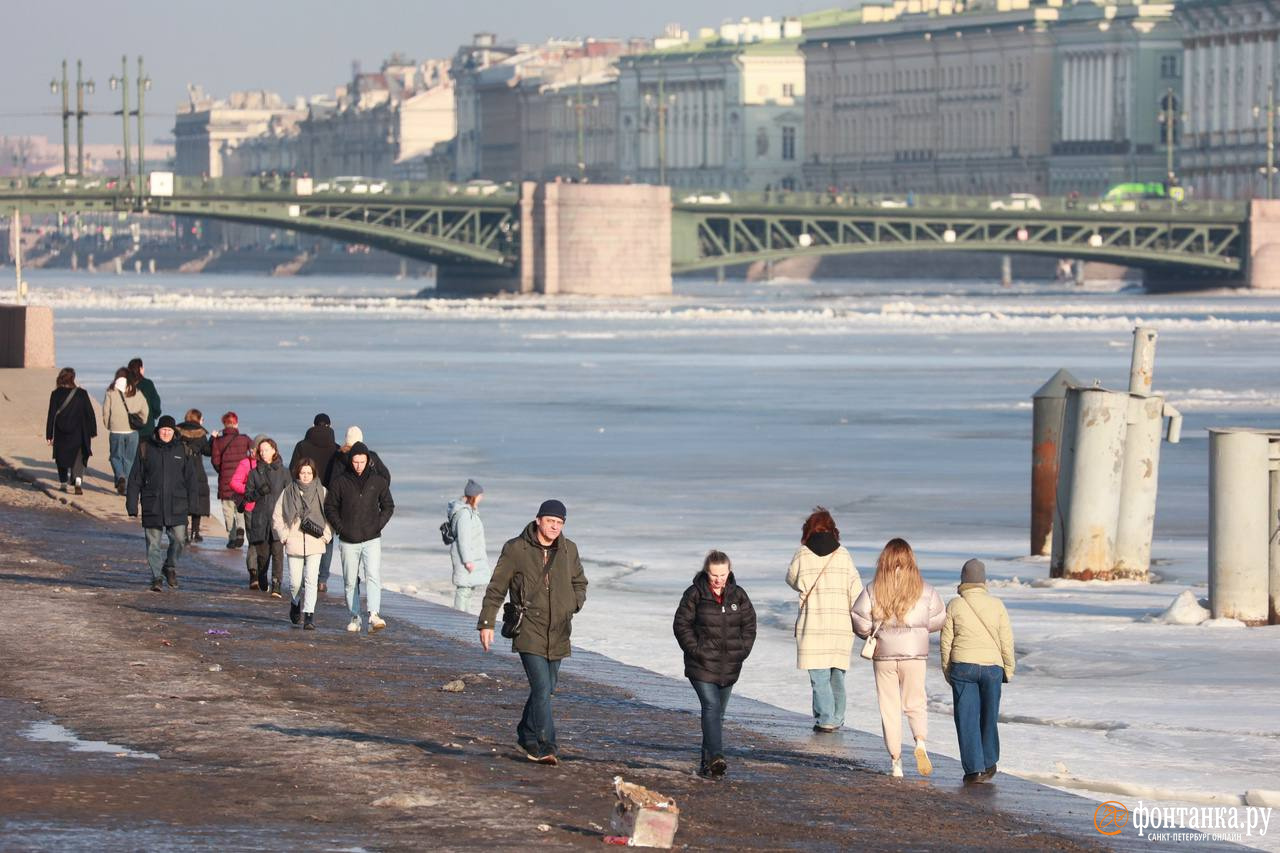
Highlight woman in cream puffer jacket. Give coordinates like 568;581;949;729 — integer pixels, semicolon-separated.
852;538;945;779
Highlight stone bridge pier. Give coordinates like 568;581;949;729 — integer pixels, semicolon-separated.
436;182;672;296
1246;199;1280;290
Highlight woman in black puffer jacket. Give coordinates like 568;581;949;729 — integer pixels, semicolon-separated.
673;550;756;779
244;437;292;597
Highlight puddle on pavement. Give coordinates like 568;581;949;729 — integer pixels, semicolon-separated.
21;721;159;760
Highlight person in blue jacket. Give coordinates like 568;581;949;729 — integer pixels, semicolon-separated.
447;479;491;612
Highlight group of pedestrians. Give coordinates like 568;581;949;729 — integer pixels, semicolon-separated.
47;365;1013;785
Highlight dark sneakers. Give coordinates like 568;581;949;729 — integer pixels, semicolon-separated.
303;613;315;631
980;764;998;781
522;747;560;766
699;756;728;779
149;579;163;592
163;568;177;589
290;600;302;625
270;582;282;599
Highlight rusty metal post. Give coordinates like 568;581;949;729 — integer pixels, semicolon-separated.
1060;387;1129;580
1208;429;1270;624
1031;369;1079;556
1128;327;1158;395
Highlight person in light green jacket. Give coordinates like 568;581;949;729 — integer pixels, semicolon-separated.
940;558;1015;784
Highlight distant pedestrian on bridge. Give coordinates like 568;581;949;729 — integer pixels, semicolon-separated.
45;367;96;496
853;538;944;779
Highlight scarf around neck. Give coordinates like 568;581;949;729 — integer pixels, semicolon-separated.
281;477;325;532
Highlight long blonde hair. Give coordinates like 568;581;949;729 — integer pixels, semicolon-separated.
871;538;923;624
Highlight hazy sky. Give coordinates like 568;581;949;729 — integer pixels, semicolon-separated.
2;0;825;145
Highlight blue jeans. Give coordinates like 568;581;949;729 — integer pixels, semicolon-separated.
109;432;139;482
950;662;1004;775
339;538;381;618
143;525;185;582
690;679;733;767
518;652;562;758
808;667;847;728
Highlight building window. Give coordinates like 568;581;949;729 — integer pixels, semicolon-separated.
783;82;796;98
782;126;797;160
1161;55;1179;78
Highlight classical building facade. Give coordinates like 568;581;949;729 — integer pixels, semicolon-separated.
173;88;304;177
617;21;807;190
1176;0;1280;199
1051;2;1183;196
801;0;1055;195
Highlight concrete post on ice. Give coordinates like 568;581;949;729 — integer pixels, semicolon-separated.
1057;387;1130;579
1271;442;1280;624
1031;369;1080;557
1208;429;1273;624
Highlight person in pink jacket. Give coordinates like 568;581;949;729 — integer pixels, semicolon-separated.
852;538;945;779
229;436;265;588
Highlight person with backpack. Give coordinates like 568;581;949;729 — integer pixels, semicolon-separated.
940;558;1015;784
444;479;490;613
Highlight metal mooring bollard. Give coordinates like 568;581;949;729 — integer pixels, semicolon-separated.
1208;429;1272;624
1031;369;1080;557
1058;387;1129;579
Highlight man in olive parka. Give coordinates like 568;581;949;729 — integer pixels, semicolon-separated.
478;499;587;765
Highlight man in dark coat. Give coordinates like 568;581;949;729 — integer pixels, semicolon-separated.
324;442;394;634
128;357;162;440
478;500;588;765
126;415;201;592
177;411;213;543
210;411;252;549
290;413;339;592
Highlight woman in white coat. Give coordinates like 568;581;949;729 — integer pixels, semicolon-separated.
272;456;333;630
852;538;945;778
446;479;490;612
786;507;863;733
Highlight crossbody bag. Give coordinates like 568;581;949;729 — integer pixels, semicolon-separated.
958;595;1009;683
794;552;837;636
118;390;146;430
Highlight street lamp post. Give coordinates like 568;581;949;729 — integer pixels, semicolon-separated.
50;60;70;175
136;56;151;185
109;56;131;190
1158;87;1180;188
1252;83;1276;200
75;61;95;176
644;79;675;185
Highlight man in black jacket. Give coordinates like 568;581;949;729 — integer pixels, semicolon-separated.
126;415;201;591
290;412;339;591
324;442;394;634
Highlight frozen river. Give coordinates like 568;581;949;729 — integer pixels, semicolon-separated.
22;268;1280;846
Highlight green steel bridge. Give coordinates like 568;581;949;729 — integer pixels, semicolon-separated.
0;175;1250;277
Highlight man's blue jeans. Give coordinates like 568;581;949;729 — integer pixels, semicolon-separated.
950;662;1004;775
109;432;138;482
144;525;184;582
690;679;733;767
808;667;847;728
318;535;336;584
339;538;381;617
518;652;562;758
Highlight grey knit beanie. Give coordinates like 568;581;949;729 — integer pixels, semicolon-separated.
464;479;484;498
961;558;987;584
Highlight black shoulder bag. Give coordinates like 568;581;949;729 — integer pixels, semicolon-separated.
500;576;526;639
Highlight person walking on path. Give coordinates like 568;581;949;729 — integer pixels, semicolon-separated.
940;558;1015;784
243;437;291;597
177;409;212;544
230;436;263;587
785;507;863;733
102;367;148;495
673;550;756;779
127;357;161;440
290;413;339;593
447;479;490;613
272;456;333;631
45;367;97;495
210;412;251;549
125;414;200;591
477;500;587;766
324;442;394;633
852;538;945;779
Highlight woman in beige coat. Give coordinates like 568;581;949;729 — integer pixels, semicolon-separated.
272;457;333;630
852;538;945;778
786;507;863;732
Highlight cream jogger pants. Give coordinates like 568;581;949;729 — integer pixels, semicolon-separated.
872;658;928;760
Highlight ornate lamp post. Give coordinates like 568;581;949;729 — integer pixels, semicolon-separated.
1252;83;1276;200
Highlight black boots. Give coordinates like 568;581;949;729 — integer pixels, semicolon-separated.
290;600;302;624
269;581;282;599
115;477;126;495
303;613;315;631
163;568;178;589
149;578;163;592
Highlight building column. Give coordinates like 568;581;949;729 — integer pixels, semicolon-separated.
1104;51;1115;140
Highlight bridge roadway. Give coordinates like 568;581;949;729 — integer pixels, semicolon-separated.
0;175;1254;290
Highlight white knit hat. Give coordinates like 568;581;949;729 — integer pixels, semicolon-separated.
344;426;363;446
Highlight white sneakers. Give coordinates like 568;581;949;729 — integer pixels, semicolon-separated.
368;613;386;632
914;741;933;776
346;616;361;633
890;758;904;778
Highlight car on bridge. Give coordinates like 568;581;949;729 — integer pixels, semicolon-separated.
681;191;732;204
989;193;1042;211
